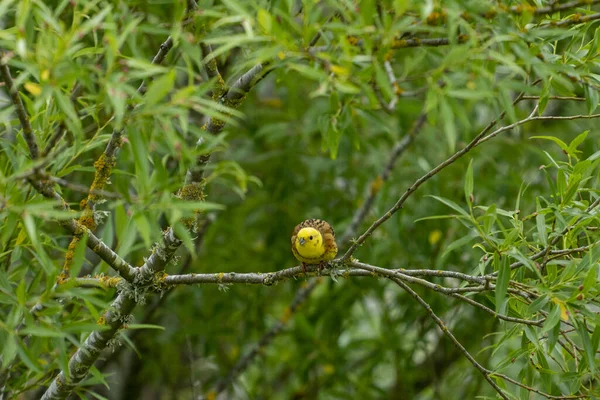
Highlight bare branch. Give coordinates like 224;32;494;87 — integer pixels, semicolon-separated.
209;279;319;396
342;102;600;261
389;277;510;400
531;0;600;14
391;35;468;49
341;111;427;244
550;12;600;27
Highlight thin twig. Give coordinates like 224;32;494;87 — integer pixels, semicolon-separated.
390;277;510;400
550;12;600;27
0;49;40;159
391;35;468;49
531;0;600;14
209;279;320;396
342;93;526;260
340;111;427;244
343;102;600;261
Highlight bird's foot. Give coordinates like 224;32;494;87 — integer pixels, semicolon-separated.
317;261;329;274
301;262;308;274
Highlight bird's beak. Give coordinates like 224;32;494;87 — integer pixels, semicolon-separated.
299;237;306;246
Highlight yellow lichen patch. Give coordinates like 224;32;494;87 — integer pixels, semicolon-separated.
370;176;384;195
393;83;403;95
56;272;69;285
85;153;117;207
211;118;226;130
177;182;206;202
155;271;168;282
98;275;122;288
512;4;535;14
391;39;408;48
59;235;81;280
217;272;225;283
347;35;359;46
79;209;96;230
426;10;447;26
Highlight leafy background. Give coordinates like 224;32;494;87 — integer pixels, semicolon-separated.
1;0;600;399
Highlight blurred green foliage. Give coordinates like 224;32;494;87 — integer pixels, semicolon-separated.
1;0;600;399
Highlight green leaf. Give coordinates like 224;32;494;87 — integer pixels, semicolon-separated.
70;230;88;279
1;334;17;367
530;136;569;153
576;243;600;275
374;61;394;101
583;264;598;294
495;255;510;313
464;159;473;206
16;279;26;306
584;84;599;114
257;8;272;33
54;88;82;135
575;319;595;375
440;232;479;259
591;324;600;357
144;69;176;107
540;303;560;335
527;294;548;314
568;130;588;155
538;79;550;115
21;325;67;338
440;99;456;152
127;324;166;330
535;199;547;247
133;213;152;248
428;195;470;217
510;248;544;281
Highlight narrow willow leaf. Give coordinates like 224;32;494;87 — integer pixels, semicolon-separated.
495;255;510;313
535;199;547;246
464;159;473;206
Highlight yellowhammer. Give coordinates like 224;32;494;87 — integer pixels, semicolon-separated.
291;219;338;272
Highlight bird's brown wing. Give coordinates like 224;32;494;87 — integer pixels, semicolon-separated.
312;219;337;257
291;220;306;245
315;219;335;237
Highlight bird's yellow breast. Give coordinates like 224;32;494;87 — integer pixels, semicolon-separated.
294;227;325;261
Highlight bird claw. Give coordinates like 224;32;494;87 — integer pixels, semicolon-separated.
317;261;328;274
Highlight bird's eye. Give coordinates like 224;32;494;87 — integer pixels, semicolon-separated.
309;236;313;240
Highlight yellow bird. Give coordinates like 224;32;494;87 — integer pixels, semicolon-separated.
291;219;338;272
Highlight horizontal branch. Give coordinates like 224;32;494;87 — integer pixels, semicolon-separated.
530;0;600;14
391;35;468;49
550;12;600;27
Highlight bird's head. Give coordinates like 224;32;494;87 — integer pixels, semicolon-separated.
296;227;322;249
